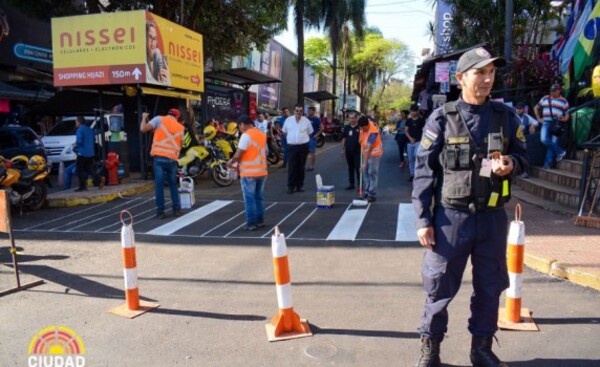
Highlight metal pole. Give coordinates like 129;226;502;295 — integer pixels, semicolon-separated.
504;0;513;62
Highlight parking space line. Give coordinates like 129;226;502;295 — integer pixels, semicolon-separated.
205;202;277;237
62;197;155;231
395;203;418;242
286;207;318;238
326;204;369;241
146;200;234;236
258;202;305;238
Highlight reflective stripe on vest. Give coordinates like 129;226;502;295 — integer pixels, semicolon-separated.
239;128;267;177
360;122;383;157
150;116;184;160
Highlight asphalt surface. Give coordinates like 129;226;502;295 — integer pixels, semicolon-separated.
1;136;599;366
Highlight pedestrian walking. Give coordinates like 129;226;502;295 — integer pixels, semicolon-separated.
534;83;569;169
275;107;290;168
406;105;425;182
227;115;268;231
282;104;313;194
412;47;528;367
306;106;323;171
140;108;185;219
358;115;383;202
341;111;361;190
74;116;104;192
395;109;408;168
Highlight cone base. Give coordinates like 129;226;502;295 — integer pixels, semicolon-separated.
498;308;539;331
110;300;160;319
266;319;312;342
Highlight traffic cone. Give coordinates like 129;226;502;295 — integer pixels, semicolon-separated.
265;226;312;341
110;210;159;319
57;161;65;187
498;203;538;331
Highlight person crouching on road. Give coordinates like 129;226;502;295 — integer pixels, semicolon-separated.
74;115;104;192
358;116;383;203
141;108;184;219
227;115;268;231
412;47;528;367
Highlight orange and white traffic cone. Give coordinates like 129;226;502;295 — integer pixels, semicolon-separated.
498;204;538;331
110;210;159;319
265;226;312;341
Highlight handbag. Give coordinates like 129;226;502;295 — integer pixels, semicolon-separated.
550;120;565;136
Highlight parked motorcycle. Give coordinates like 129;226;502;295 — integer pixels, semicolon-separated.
0;155;50;211
267;125;283;165
178;138;233;187
316;122;343;147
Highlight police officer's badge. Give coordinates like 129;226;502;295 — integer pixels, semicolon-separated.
421;136;433;150
516;125;526;143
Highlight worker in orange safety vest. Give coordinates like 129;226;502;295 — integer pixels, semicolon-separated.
358;116;383;203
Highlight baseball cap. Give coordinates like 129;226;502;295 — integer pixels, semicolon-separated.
550;83;562;91
456;47;506;73
168;108;181;119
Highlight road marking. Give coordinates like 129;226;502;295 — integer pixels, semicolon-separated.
283;206;318;238
395;203;418;242
260;202;306;238
65;197;155;232
326;204;369;241
205;202;277;237
146;200;234;236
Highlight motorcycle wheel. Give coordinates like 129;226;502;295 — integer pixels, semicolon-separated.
24;182;47;211
316;135;325;148
267;149;280;165
211;161;233;187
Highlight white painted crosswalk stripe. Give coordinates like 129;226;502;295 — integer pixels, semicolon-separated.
326;204;369;241
146;200;234;236
395;203;418;242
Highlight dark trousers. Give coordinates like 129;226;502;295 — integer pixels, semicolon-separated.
419;207;509;340
396;135;407;162
287;143;308;190
345;150;360;186
76;155;101;189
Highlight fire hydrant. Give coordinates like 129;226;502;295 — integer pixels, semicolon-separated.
105;152;120;185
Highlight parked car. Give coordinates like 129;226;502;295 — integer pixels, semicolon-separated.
41;113;123;167
0;124;46;160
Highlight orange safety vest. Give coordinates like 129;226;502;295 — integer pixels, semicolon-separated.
239;128;267;177
360;122;383;157
150;116;184;160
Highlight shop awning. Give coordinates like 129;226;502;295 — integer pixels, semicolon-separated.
31;87;123;115
303;91;338;102
0;81;53;102
204;67;281;88
141;86;201;101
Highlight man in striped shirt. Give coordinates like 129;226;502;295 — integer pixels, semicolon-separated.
534;83;569;169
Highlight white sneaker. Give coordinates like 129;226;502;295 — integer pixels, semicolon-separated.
557;151;566;162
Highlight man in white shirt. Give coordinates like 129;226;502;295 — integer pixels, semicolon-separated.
254;112;270;135
282;104;313;194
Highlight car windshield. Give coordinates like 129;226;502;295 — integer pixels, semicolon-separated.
15;129;42;147
48;120;77;136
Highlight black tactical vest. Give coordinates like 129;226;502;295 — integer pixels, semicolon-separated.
441;101;511;212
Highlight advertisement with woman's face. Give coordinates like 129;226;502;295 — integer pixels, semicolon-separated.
145;19;170;86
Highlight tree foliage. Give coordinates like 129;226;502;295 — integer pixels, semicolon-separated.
371;80;412;113
7;0;288;62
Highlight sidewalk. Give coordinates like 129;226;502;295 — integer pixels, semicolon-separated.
45;178;600;292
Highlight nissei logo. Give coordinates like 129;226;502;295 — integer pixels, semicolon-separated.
28;326;86;367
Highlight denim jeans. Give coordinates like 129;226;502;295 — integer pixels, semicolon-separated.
362;155;381;197
541;122;564;168
153;156;180;214
240;176;267;226
407;141;421;176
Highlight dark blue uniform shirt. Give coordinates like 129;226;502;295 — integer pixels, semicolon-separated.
342;124;360;152
412;98;528;229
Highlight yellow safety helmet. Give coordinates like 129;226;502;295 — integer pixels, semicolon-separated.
226;121;238;135
27;155;46;171
203;125;217;140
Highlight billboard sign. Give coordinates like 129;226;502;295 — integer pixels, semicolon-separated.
51;10;203;92
435;1;453;55
257;40;282;110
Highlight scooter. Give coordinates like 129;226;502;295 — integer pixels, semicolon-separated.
316;121;343;147
0;155;50;212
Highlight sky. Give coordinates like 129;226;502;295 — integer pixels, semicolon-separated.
274;0;436;65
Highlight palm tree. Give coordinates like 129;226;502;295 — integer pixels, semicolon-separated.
293;0;321;105
318;0;365;113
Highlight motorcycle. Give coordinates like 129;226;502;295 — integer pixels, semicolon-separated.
178;138;233;187
316;121;343;147
266;126;282;165
0;155;50;211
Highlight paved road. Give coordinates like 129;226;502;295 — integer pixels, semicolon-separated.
1;136;599;366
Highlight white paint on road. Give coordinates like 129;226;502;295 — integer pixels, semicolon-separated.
395;203;418;242
146;200;233;236
326;204;369;241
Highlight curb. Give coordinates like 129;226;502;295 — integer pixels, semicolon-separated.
46;182;154;208
524;253;600;291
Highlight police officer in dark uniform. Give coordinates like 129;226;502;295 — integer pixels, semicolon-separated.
412;48;528;367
